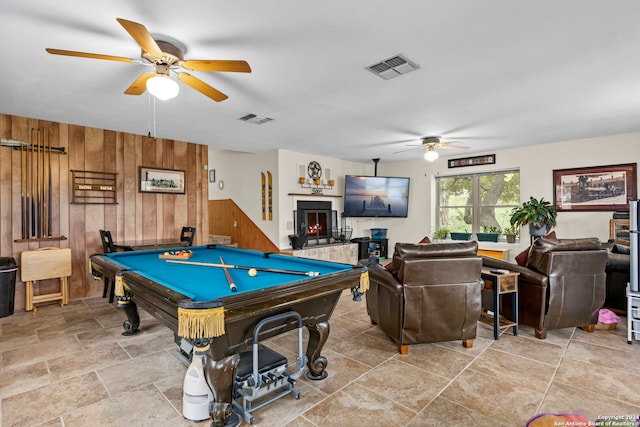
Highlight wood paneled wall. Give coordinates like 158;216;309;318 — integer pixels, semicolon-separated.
208;199;278;253
0;114;208;310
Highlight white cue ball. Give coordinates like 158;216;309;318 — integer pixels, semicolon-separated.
248;268;257;277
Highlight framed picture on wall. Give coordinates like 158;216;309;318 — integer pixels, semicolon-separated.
139;166;185;194
553;163;637;211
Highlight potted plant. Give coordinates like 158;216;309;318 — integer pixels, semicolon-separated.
503;225;519;243
509;196;557;238
476;225;501;242
450;229;472;240
433;227;450;241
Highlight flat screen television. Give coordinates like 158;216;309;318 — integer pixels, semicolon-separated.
343;175;410;218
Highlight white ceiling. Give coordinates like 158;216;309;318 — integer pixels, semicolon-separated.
2;1;640;163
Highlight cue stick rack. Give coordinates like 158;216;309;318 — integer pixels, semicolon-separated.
9;128;67;242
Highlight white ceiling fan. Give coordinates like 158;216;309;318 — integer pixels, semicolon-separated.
393;136;469;161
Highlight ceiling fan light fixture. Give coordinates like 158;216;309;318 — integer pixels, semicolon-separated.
146;75;179;100
424;147;439;162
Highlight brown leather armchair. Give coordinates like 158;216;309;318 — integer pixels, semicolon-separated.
483;237;608;339
366;241;483;354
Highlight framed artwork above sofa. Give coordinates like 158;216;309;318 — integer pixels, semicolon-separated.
553;163;637;212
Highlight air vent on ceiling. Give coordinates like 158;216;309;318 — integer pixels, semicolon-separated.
238;113;274;124
366;54;420;80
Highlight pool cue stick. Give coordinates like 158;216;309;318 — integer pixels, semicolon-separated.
41;128;46;237
35;128;41;238
20;142;24;238
26;131;31;238
219;256;237;292
39;128;44;238
46;129;52;236
30;128;35;237
34;128;39;238
165;259;320;277
26;130;31;238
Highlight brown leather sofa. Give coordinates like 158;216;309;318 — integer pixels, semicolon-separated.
483;237;608;339
366;241;483;354
603;240;630;313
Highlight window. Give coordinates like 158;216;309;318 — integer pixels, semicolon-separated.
436;169;520;240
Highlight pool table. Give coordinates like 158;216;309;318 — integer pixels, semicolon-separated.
90;244;364;426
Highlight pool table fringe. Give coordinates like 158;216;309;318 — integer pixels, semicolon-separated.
115;274;124;297
178;306;226;338
359;270;370;293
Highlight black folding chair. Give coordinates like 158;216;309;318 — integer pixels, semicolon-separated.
181;226;196;246
99;229;116;303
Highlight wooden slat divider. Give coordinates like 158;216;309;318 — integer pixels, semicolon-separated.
0;113;209;310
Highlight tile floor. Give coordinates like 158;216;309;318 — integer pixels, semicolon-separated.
2;291;640;427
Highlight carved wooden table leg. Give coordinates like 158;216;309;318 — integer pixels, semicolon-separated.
305;320;330;380
205;353;241;427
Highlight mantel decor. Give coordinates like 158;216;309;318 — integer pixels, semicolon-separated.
553;163;637;211
139;166;185;194
298;161;334;194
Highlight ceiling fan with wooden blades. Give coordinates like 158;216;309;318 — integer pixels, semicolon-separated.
392;136;469;161
46;18;251;102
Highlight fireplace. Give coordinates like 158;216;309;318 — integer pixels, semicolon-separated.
294;201;337;246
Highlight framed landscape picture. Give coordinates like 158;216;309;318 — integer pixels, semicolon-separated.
139;167;185;194
553;163;637;211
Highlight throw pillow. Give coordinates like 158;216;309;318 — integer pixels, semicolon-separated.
515;230;557;266
418;235;431;244
515;248;529;266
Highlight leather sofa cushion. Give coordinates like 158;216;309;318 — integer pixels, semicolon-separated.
612;243;630;255
526;237;602;273
389;241;478;275
385;235;433;272
515;231;557;266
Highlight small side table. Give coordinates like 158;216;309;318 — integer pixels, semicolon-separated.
480;269;519;340
21;247;72;312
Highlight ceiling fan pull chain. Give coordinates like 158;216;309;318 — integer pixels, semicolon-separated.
153;95;157;138
146;92;157;138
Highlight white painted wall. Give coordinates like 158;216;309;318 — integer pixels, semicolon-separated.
208;148;280;244
276;150;374;248
382;131;640;253
210;132;640;252
209;148;374;249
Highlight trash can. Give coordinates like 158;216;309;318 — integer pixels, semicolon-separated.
0;257;18;318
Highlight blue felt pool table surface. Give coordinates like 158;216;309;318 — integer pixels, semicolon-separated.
102;245;354;301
